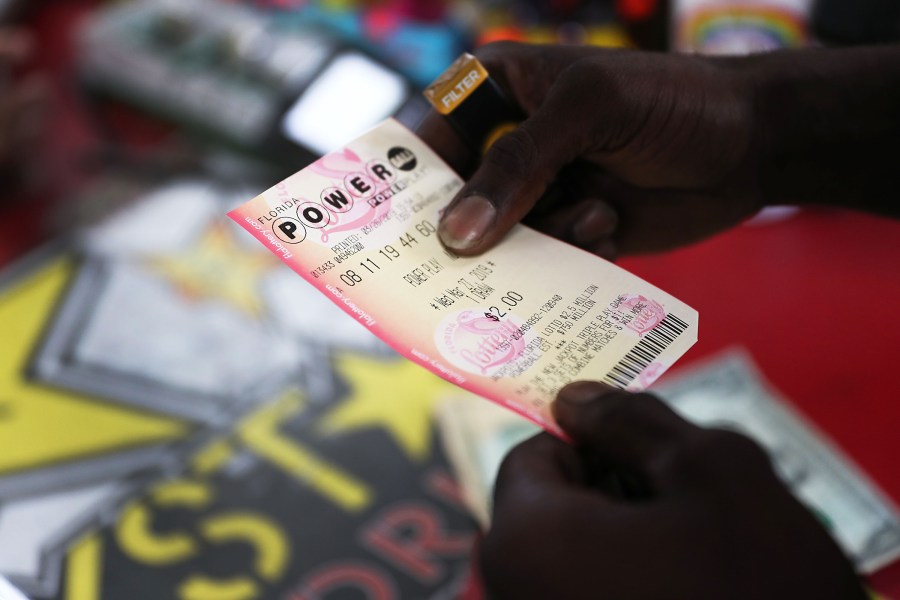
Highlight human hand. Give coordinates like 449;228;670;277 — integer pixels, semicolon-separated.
480;382;867;600
418;42;765;259
0;28;49;193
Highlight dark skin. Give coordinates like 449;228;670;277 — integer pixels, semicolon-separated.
481;383;869;600
414;43;900;598
417;42;900;258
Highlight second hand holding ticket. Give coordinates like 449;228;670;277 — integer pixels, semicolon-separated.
229;119;698;438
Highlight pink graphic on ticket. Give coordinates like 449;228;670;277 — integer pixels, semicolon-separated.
436;310;532;376
620;294;667;335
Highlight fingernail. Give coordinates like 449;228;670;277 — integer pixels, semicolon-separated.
439;195;496;251
572;202;617;245
557;381;611;405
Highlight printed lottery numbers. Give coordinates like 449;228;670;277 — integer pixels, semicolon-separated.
310;260;336;279
334;221;438;287
379;245;400;261
415;220;436;237
500;291;523;307
359;258;381;274
340;270;363;286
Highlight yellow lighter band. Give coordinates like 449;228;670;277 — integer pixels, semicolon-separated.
481;122;518;154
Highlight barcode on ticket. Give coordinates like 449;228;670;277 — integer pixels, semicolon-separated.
602;314;690;388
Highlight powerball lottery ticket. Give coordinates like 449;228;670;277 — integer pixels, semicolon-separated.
228;119;698;438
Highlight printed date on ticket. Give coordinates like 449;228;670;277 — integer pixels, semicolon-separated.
228;119;698;438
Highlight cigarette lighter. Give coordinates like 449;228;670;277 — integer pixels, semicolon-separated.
423;53;526;155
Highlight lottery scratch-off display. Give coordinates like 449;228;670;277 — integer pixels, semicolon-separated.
0;180;481;600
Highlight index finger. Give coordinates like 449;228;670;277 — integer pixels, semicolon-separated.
416;42;602;176
414;110;475;176
473;41;603;117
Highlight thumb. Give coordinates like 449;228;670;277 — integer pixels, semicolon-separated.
552;381;700;489
437;97;587;255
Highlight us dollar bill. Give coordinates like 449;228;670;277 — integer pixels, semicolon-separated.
656;351;900;574
437;351;900;573
437;398;539;527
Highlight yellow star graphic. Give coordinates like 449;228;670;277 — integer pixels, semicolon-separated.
0;259;189;476
318;353;456;462
149;222;277;317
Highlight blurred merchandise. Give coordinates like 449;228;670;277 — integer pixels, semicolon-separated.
265;2;464;86
35;182;305;424
0;26;51;209
0;177;480;598
0;140;206;268
616;0;671;49
0;247;194;596
671;0;811;221
437;395;539;526
258;0;632;70
812;0;900;44
78;0;418;168
464;1;634;48
0;478;138;596
437;350;900;574
0;575;28;600
0;0;28;22
673;0;812;54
